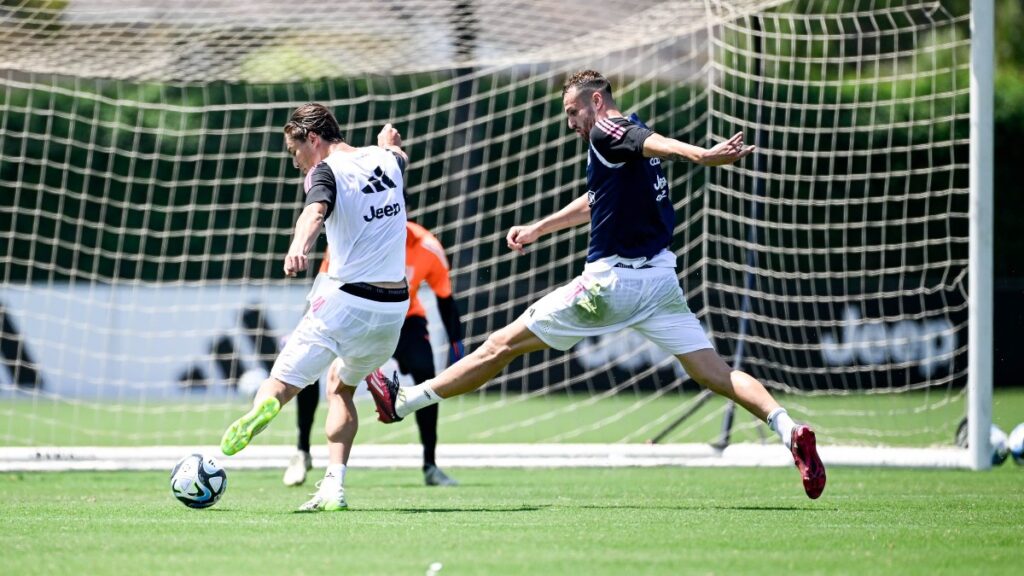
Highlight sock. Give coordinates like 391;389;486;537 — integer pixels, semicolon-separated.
415;403;439;469
396;382;443;419
295;380;319;453
768;408;797;449
323;463;347;487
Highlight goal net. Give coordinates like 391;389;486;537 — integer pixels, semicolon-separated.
0;0;974;470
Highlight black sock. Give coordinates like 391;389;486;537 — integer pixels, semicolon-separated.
296;380;319;454
416;402;439;469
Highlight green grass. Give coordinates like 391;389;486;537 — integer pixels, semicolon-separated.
2;466;1021;575
4;389;1024;447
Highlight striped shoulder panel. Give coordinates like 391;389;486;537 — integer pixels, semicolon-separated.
595;117;627;141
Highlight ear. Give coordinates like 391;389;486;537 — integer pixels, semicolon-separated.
591;90;604;110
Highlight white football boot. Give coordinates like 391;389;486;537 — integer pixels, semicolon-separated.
297;478;347;512
283;450;312;486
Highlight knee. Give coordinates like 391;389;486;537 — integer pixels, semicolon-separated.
689;365;733;392
478;330;516;362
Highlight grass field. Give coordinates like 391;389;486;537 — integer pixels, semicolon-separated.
2;465;1022;576
3;390;1023;574
4;388;1024;447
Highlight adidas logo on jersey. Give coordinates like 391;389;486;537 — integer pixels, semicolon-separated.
361;166;396;194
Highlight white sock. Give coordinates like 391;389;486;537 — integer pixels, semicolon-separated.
323;463;346;487
768;408;797;449
396;382;443;419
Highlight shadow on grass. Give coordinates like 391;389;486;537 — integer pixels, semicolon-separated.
390;505;549;514
574;503;833;512
257;503;839;515
283;504;549;515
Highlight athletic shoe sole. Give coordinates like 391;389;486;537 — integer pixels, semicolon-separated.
296;495;348;512
220;396;281;456
791;425;826;499
365;369;402;423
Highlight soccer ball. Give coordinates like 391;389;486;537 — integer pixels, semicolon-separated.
1008;423;1024;465
170;453;227;508
954;418;1010;466
991;425;1010;466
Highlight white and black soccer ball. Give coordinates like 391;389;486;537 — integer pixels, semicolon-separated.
1008;423;1024;466
954;418;1010;466
170;453;227;509
991;425;1010;466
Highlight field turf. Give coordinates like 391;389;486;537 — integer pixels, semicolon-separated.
5;388;1024;447
2;465;1021;575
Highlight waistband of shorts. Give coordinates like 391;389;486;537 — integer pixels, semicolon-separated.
339;282;410;303
612;262;652;269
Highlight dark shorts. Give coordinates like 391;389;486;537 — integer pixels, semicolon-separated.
393;315;436;381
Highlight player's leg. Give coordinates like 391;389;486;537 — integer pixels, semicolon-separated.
431;317;548;398
675;350;825;498
221;313;337;456
368;316;548;422
283;378;319;486
674;349;779;420
631;270;825;498
393;317;458;485
299;361;356;512
302;291;407;510
220;377;300;456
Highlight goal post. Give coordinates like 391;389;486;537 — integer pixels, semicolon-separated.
0;0;987;470
967;0;994;471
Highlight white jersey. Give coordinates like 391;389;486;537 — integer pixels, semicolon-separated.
303;146;407;283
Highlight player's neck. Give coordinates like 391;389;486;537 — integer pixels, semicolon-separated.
598;108;624;121
327;141;356;155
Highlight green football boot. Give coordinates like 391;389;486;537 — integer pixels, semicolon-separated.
220;396;281;456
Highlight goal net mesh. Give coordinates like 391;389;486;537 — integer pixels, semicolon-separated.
0;0;971;458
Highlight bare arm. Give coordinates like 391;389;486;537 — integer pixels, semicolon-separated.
644;131;754;166
283;202;327;277
506;192;590;255
377;123;408;165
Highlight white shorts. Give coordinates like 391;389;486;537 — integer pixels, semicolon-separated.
271;278;407;388
523;263;713;355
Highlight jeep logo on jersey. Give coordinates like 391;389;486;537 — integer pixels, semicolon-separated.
363;202;402;222
361;166;396;194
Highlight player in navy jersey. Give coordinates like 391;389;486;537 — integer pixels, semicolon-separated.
367;70;826;499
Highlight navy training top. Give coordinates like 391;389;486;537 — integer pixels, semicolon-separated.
585;113;673;262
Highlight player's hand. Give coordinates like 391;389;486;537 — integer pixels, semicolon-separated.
283;252;308;277
698;132;755;166
506;224;541;255
448;340;465;366
377;123;402;148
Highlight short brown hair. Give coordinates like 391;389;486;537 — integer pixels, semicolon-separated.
284;103;344;143
562;70;613;99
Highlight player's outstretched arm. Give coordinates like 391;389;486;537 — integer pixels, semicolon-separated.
283;202;328;277
644;131;754;166
506;192;590;254
377;123;408;164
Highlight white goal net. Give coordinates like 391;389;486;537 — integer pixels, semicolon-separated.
0;0;975;469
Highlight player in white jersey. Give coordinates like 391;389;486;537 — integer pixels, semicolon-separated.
219;103;411;512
